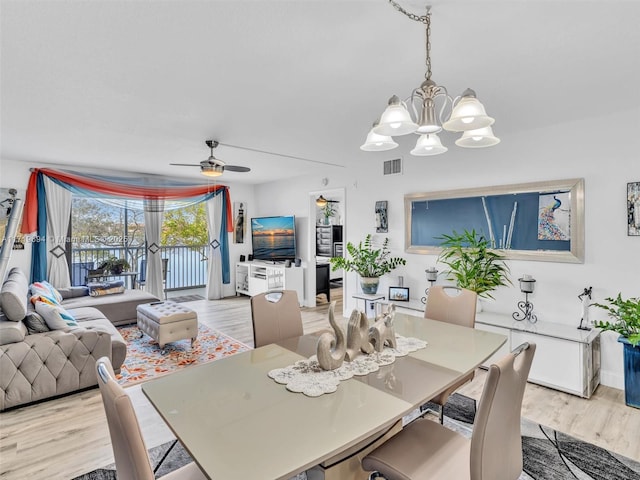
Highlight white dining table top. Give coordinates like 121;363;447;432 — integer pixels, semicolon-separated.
142;313;507;480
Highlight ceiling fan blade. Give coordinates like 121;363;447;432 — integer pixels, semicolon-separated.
218;142;344;168
170;163;201;166
224;165;251;173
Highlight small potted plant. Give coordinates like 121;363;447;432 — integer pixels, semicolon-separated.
321;202;336;225
98;256;131;275
436;229;511;300
593;294;640;408
330;234;406;294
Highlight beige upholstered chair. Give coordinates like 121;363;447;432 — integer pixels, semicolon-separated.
250;290;303;347
95;357;206;480
363;342;536;480
424;285;478;422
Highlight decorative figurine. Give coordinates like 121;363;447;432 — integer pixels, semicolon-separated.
577;286;593;331
316;302;346;370
345;309;374;362
369;304;397;352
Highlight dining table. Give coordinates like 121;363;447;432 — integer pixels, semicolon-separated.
141;312;507;480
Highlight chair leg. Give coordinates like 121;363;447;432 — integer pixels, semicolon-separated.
439;404;444;424
153;438;179;474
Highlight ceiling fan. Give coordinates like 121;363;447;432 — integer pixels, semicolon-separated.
170;140;251;177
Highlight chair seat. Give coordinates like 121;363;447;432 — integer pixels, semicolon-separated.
161;462;208;480
362;418;470;480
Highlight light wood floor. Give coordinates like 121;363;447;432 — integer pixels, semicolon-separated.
1;288;638;480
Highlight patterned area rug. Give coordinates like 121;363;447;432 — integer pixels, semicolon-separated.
116;323;249;386
75;393;640;479
167;294;205;303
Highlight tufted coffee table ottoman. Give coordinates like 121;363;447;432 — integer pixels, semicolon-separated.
136;301;198;353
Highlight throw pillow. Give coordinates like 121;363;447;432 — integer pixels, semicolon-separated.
34;301;78;330
23;311;51;334
29;281;63;305
88;280;125;297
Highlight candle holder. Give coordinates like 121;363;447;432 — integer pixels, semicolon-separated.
421;267;438;304
513;275;537;323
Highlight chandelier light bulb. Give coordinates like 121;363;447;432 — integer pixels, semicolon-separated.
373;96;418;136
455;126;501;148
410;133;448;156
361;122;399;151
443;90;495;132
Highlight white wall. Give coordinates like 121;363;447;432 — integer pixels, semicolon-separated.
255;107;640;390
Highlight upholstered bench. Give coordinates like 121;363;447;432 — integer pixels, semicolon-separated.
136;301;198;353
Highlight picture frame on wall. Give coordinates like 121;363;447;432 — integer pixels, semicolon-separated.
389;286;409;302
234;202;246;243
628;182;640;236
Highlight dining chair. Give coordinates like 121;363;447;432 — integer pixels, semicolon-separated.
424;285;478;423
250;290;303;347
363;342;536;480
95;357;206;480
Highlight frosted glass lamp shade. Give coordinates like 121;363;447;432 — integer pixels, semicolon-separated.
373;97;418;136
410;133;448;156
443;95;495;132
201;165;224;177
360;129;399;151
455;126;501;148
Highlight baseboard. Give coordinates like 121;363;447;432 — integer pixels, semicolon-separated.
600;370;624;390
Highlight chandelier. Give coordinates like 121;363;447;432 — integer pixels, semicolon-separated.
360;2;499;155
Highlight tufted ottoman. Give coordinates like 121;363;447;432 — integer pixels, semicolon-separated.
136;301;198;353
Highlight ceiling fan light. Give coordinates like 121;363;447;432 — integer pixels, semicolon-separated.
455;126;501;148
373;96;418;136
201;165;224;177
410;134;448;156
443;91;494;132
316;195;328;207
360;128;398;151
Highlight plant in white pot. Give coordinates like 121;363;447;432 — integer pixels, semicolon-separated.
436;229;511;302
330;234;406;294
593;294;640;408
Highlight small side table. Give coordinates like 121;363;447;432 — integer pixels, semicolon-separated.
352;293;385;318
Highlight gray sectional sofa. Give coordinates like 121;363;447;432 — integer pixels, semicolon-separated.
0;267;159;411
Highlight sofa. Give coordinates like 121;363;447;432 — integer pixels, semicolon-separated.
0;267;158;411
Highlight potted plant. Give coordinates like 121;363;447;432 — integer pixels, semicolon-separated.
98;256;131;275
593;294;640;408
330;234;406;294
436;229;511;300
321;202;336;225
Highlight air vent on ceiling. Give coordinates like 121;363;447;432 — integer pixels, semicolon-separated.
383;158;402;176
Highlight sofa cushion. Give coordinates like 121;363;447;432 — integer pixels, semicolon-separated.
0;268;29;321
0;314;27;345
88;280;125;297
23;311;50;335
29;280;63;305
61;289;160;326
35;301;79;330
57;286;89;299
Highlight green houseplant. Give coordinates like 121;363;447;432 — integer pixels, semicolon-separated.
98;256;131;275
321;202;336;225
437;229;511;299
593;294;640;408
330;234;406;294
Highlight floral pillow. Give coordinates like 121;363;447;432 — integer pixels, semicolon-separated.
30;281;63;305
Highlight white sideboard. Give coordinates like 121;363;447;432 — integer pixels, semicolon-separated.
235;261;305;305
374;299;601;399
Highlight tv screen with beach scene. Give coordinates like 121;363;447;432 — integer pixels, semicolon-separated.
250;216;296;261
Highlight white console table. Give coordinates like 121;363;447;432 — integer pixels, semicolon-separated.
374;300;601;399
235;261;305;305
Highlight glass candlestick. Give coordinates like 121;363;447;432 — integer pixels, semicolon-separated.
513;275;537;323
421;267;438;304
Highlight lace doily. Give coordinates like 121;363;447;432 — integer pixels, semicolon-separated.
268;335;427;397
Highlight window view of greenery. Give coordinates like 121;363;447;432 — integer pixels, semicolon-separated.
70;198;208;289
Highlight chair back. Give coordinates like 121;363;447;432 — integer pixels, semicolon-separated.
424;285;477;328
138;258;168;285
250;290;303;347
96;357;155;480
71;261;94;286
470;342;536;480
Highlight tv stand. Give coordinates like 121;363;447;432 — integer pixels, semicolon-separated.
235;261;304;305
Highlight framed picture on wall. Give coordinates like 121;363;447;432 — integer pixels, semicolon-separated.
234;202;246;243
628;182;640;236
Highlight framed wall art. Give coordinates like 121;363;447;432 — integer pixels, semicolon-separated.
628;182;640;236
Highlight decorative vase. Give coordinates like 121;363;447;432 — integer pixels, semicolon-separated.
618;336;640;409
360;276;380;295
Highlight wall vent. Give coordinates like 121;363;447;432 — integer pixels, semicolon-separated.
383;158;402;176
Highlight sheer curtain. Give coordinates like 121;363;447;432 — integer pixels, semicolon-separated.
44;177;72;288
144;199;165;299
205;194;223;300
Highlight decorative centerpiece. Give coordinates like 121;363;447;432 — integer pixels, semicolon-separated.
316;302;347;370
593;294;640;408
330;234;406;294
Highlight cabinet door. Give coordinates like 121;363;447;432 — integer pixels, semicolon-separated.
511;331;583;395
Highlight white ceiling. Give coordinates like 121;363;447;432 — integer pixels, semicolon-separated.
2;0;639;185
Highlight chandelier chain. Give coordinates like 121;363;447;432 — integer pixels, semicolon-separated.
386;1;432;81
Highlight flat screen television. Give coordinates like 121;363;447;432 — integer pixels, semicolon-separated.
250;215;296;262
